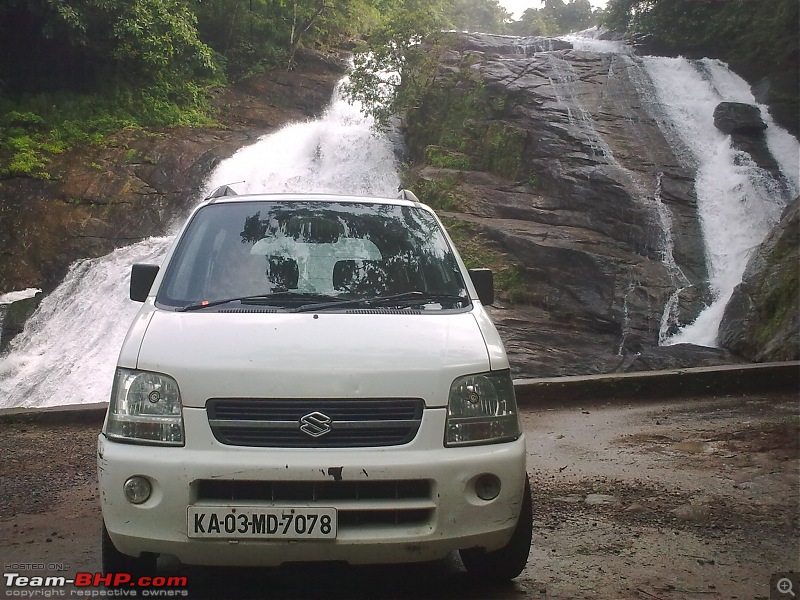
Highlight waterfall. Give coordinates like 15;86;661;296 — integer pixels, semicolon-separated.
563;30;800;348
207;80;400;196
0;239;172;408
642;57;799;346
0;80;400;408
544;45;692;350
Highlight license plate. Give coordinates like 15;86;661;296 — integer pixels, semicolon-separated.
188;506;337;539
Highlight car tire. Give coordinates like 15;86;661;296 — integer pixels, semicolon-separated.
459;475;532;581
101;522;157;577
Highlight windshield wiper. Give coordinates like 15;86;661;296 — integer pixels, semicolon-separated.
178;292;342;312
295;291;470;313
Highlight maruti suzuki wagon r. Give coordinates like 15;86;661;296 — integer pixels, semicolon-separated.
98;188;531;581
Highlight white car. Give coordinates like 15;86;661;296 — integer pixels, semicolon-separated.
98;188;531;581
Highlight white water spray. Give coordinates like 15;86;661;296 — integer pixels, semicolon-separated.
642;57;799;346
0;80;400;408
560;32;799;347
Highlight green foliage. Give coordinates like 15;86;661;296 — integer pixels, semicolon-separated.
485;123;526;180
111;0;217;81
4;112;47;129
2;135;53;179
344;0;454;127
191;0;385;77
508;0;598;36
603;0;799;71
0;0;220;94
0;84;212;179
399;59;526;181
424;146;472;170
414;175;462;211
449;0;510;34
442;217;534;304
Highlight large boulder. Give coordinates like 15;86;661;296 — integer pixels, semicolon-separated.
718;197;799;361
713;102;767;136
713;101;783;180
0;292;43;352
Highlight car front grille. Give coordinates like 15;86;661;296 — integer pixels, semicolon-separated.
206;398;424;448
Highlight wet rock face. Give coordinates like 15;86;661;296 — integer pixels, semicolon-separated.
406;34;714;377
751;70;800;139
444;31;572;56
0;292;43;352
718;197;799;362
0;53;344;295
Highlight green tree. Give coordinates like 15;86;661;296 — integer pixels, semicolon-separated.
508;8;560;36
190;0;382;77
450;0;511;34
343;0;454;126
0;0;217;94
112;0;216;83
508;0;596;36
603;0;799;71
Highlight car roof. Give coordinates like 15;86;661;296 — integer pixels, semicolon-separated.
203;188;423;209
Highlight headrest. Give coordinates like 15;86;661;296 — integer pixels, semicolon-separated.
268;256;299;290
333;260;386;293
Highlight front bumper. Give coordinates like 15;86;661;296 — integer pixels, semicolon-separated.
98;407;527;566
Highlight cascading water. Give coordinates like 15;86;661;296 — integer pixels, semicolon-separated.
543;45;691;350
642;57;799;346
565;29;800;348
0;80;400;408
0;238;173;408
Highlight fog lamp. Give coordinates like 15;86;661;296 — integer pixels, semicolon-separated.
475;474;501;501
123;476;152;505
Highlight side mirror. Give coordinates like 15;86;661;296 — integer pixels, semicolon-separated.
130;264;159;302
468;268;494;306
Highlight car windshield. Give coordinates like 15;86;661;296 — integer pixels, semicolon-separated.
157;199;469;311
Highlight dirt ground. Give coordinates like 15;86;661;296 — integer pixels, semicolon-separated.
0;392;798;599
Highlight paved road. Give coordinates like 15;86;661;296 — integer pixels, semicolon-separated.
2;391;798;599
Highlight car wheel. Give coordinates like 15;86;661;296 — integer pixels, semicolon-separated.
101;522;157;577
459;475;532;581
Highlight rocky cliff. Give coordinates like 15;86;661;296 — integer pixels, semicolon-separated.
403;33;756;377
718;197;799;361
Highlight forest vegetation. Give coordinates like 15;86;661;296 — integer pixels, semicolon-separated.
0;0;515;179
1;0;796;179
603;0;799;75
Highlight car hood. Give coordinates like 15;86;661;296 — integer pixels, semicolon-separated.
130;309;495;408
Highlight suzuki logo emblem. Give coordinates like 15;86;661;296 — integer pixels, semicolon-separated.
299;412;332;437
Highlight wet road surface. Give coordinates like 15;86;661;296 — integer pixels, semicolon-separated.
2;391;798;599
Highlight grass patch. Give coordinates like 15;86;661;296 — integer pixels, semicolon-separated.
442;216;535;304
413;176;463;211
424;145;472;170
0;83;214;179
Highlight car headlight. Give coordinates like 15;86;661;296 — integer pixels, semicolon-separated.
104;368;184;446
445;370;521;446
